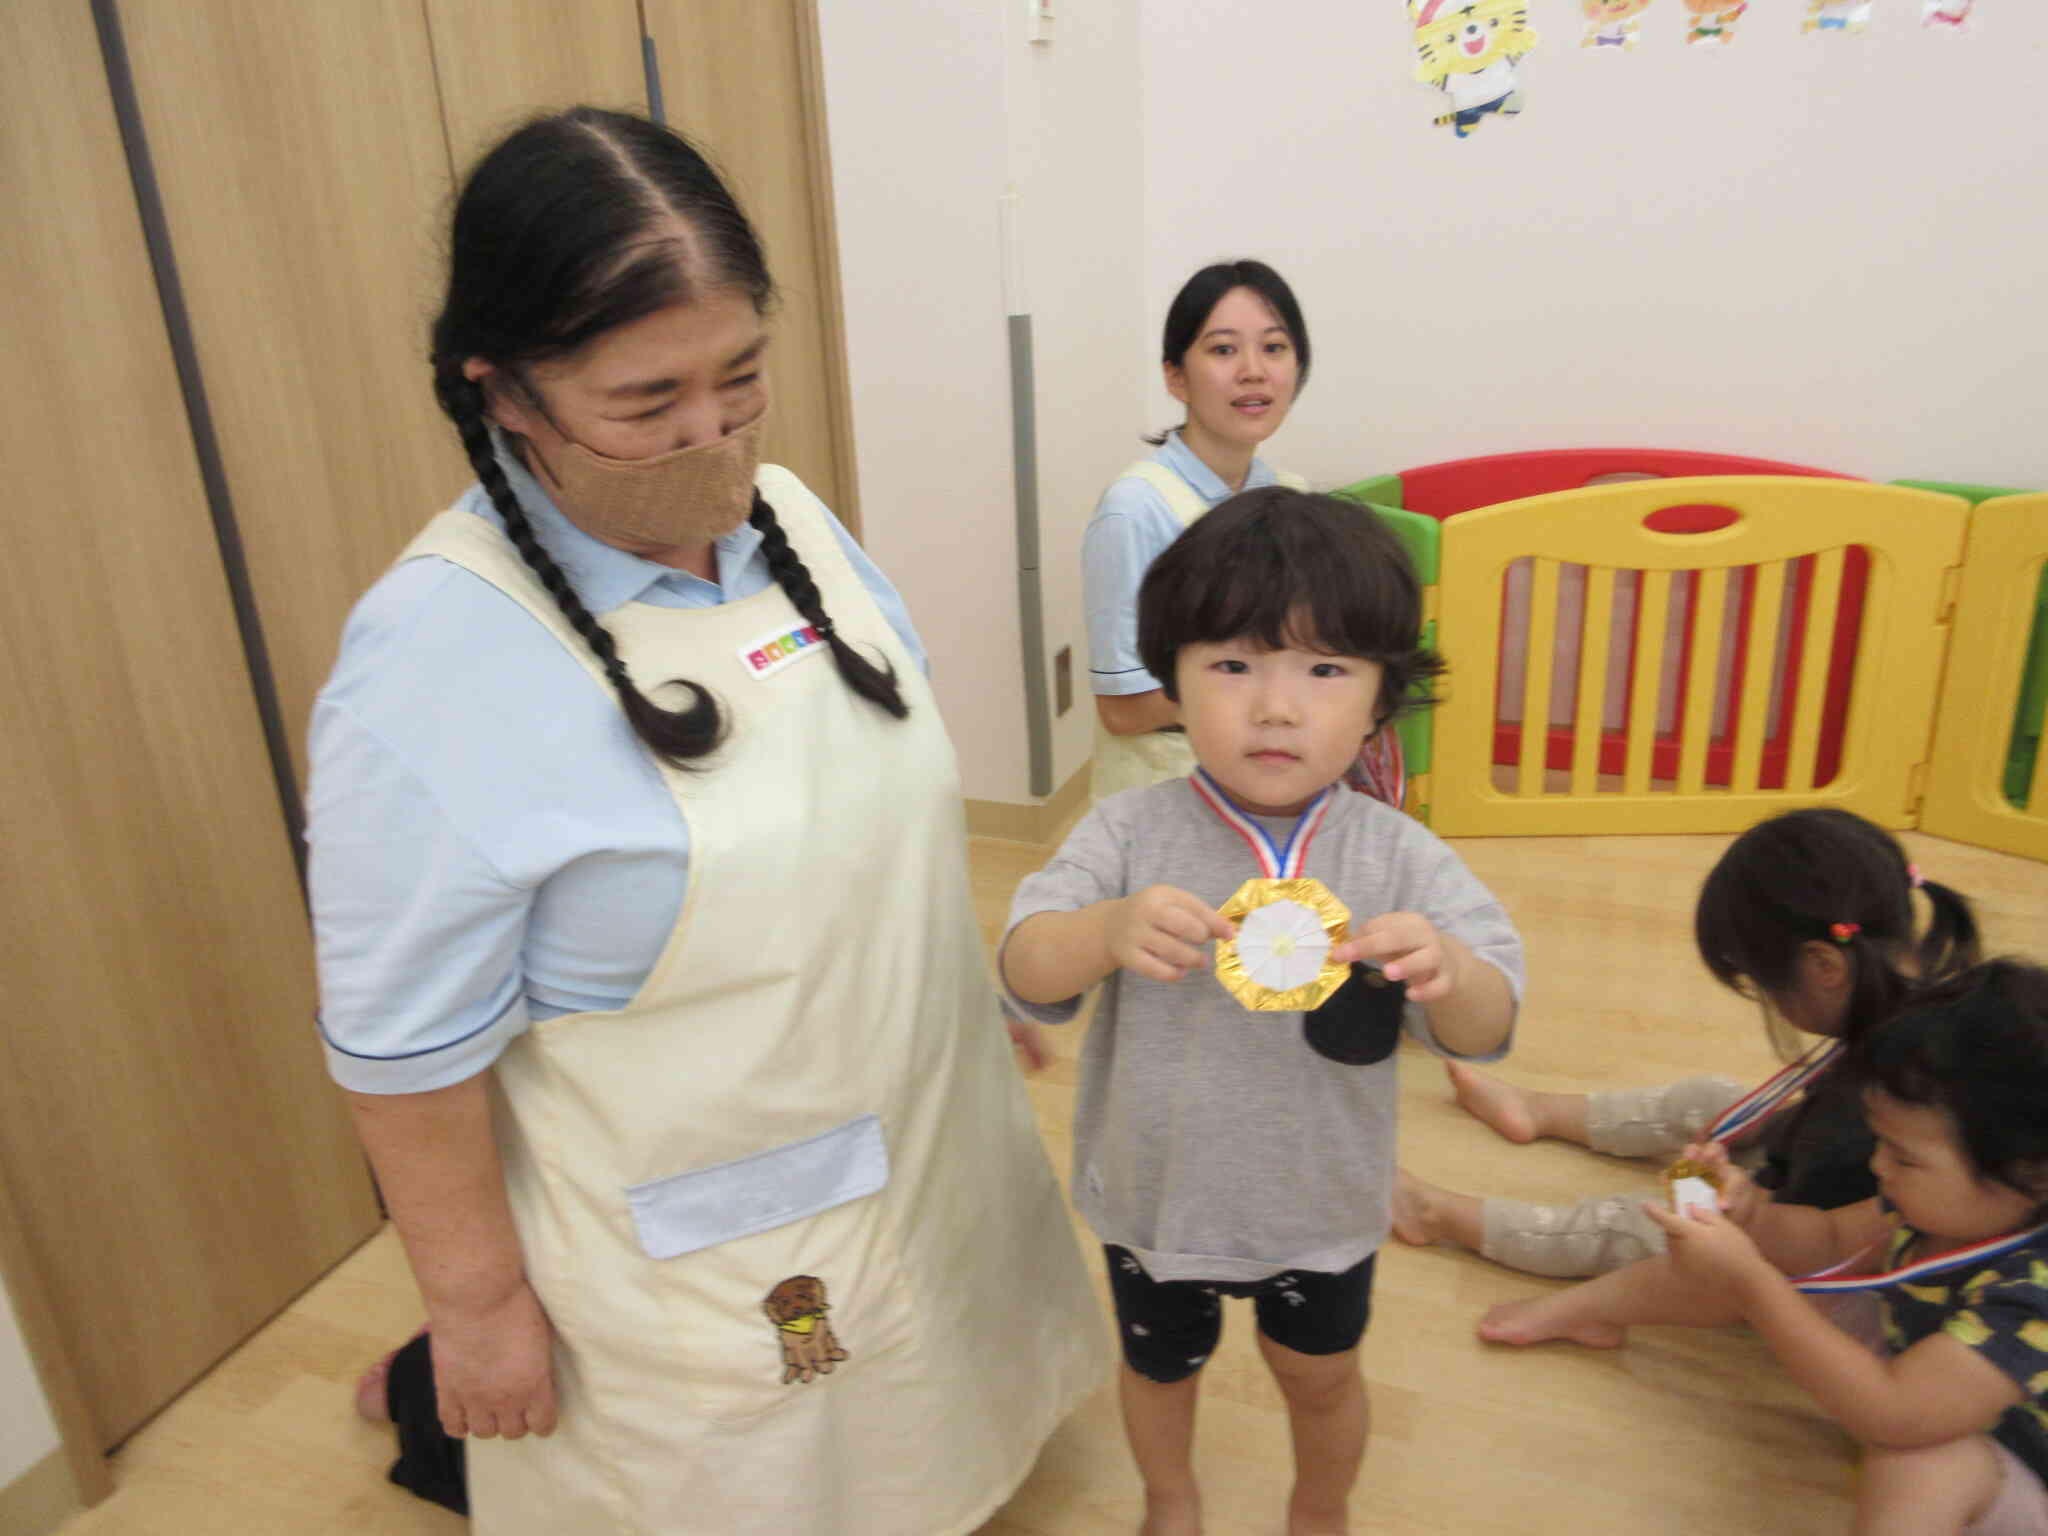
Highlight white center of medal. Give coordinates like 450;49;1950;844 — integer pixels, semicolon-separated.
1235;899;1331;992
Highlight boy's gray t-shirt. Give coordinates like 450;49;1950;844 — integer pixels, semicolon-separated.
1001;778;1523;1284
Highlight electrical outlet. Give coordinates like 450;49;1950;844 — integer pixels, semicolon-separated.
1054;646;1073;715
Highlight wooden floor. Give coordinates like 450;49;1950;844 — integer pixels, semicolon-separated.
54;827;2048;1536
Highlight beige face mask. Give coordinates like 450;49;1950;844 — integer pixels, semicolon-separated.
524;410;765;550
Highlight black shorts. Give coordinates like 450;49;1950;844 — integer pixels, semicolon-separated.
1103;1244;1377;1384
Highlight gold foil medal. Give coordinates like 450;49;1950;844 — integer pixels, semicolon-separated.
1663;1156;1721;1219
1215;877;1353;1012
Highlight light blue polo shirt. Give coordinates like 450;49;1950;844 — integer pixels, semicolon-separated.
309;444;927;1094
1082;430;1287;697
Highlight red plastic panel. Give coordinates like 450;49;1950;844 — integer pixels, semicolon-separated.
1644;504;1741;534
1398;448;1857;521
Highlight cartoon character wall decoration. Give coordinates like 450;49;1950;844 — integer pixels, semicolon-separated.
1922;0;1973;27
1408;0;1538;140
1681;0;1748;44
1581;0;1656;49
1805;1;1875;30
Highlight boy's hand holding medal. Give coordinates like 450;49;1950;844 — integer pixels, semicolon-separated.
1107;884;1237;984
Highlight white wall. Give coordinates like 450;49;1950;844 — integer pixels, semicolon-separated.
816;2;1029;802
823;1;2046;807
818;0;1144;803
1142;0;2048;491
1001;3;1149;787
0;1269;61;1492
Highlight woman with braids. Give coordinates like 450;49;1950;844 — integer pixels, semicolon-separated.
308;108;1105;1533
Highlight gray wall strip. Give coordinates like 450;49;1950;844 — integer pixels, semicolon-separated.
91;0;309;889
1009;313;1052;798
642;30;666;124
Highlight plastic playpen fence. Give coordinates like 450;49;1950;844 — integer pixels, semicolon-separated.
1919;493;2048;863
1427;478;1968;837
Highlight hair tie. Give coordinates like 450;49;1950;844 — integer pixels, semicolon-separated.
1907;863;1925;890
1829;922;1861;943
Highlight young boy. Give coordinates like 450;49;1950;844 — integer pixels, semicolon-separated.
1000;488;1523;1536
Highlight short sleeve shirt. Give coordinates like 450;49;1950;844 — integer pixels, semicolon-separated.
1083;431;1290;698
999;779;1523;1283
309;445;927;1094
1881;1224;2048;1484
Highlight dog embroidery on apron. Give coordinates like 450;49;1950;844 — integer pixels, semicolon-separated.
763;1275;850;1384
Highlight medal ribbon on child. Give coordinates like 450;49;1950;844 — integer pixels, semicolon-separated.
1792;1222;2048;1295
1703;1039;1844;1145
1662;1039;1841;1204
1190;770;1354;1012
1191;768;1335;879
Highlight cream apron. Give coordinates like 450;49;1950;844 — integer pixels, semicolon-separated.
405;467;1107;1535
1091;459;1308;801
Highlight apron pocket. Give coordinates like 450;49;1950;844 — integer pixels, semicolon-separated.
626;1113;888;1259
625;1114;920;1425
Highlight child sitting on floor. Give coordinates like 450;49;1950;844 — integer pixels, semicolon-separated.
1649;960;2048;1535
1000;487;1522;1536
1394;807;1979;1278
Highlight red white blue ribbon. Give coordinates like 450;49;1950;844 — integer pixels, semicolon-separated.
1190;769;1334;879
1705;1039;1843;1145
1793;1222;2048;1295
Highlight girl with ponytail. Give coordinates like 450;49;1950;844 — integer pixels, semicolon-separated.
309;107;1103;1533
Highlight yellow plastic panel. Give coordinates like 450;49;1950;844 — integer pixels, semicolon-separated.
1431;477;1968;837
1919;494;2048;863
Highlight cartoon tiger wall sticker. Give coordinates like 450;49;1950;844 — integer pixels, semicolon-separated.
1408;0;1539;139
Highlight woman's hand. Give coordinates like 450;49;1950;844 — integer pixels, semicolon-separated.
429;1279;559;1440
1107;886;1235;984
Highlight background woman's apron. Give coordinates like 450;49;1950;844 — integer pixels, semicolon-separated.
1091;460;1308;801
405;467;1106;1534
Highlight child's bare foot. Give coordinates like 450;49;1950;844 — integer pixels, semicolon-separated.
1476;1295;1626;1350
1445;1062;1540;1144
1138;1489;1202;1536
1392;1169;1487;1253
1390;1169;1438;1245
354;1349;398;1424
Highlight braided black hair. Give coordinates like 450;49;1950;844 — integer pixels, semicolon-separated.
429;107;906;768
436;364;724;761
750;492;906;719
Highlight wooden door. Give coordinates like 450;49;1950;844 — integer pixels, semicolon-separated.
0;0;380;1451
113;0;470;787
643;0;860;526
425;0;649;174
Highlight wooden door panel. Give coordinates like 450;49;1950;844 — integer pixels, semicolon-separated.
116;0;468;786
0;0;380;1448
643;0;857;525
424;0;648;176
